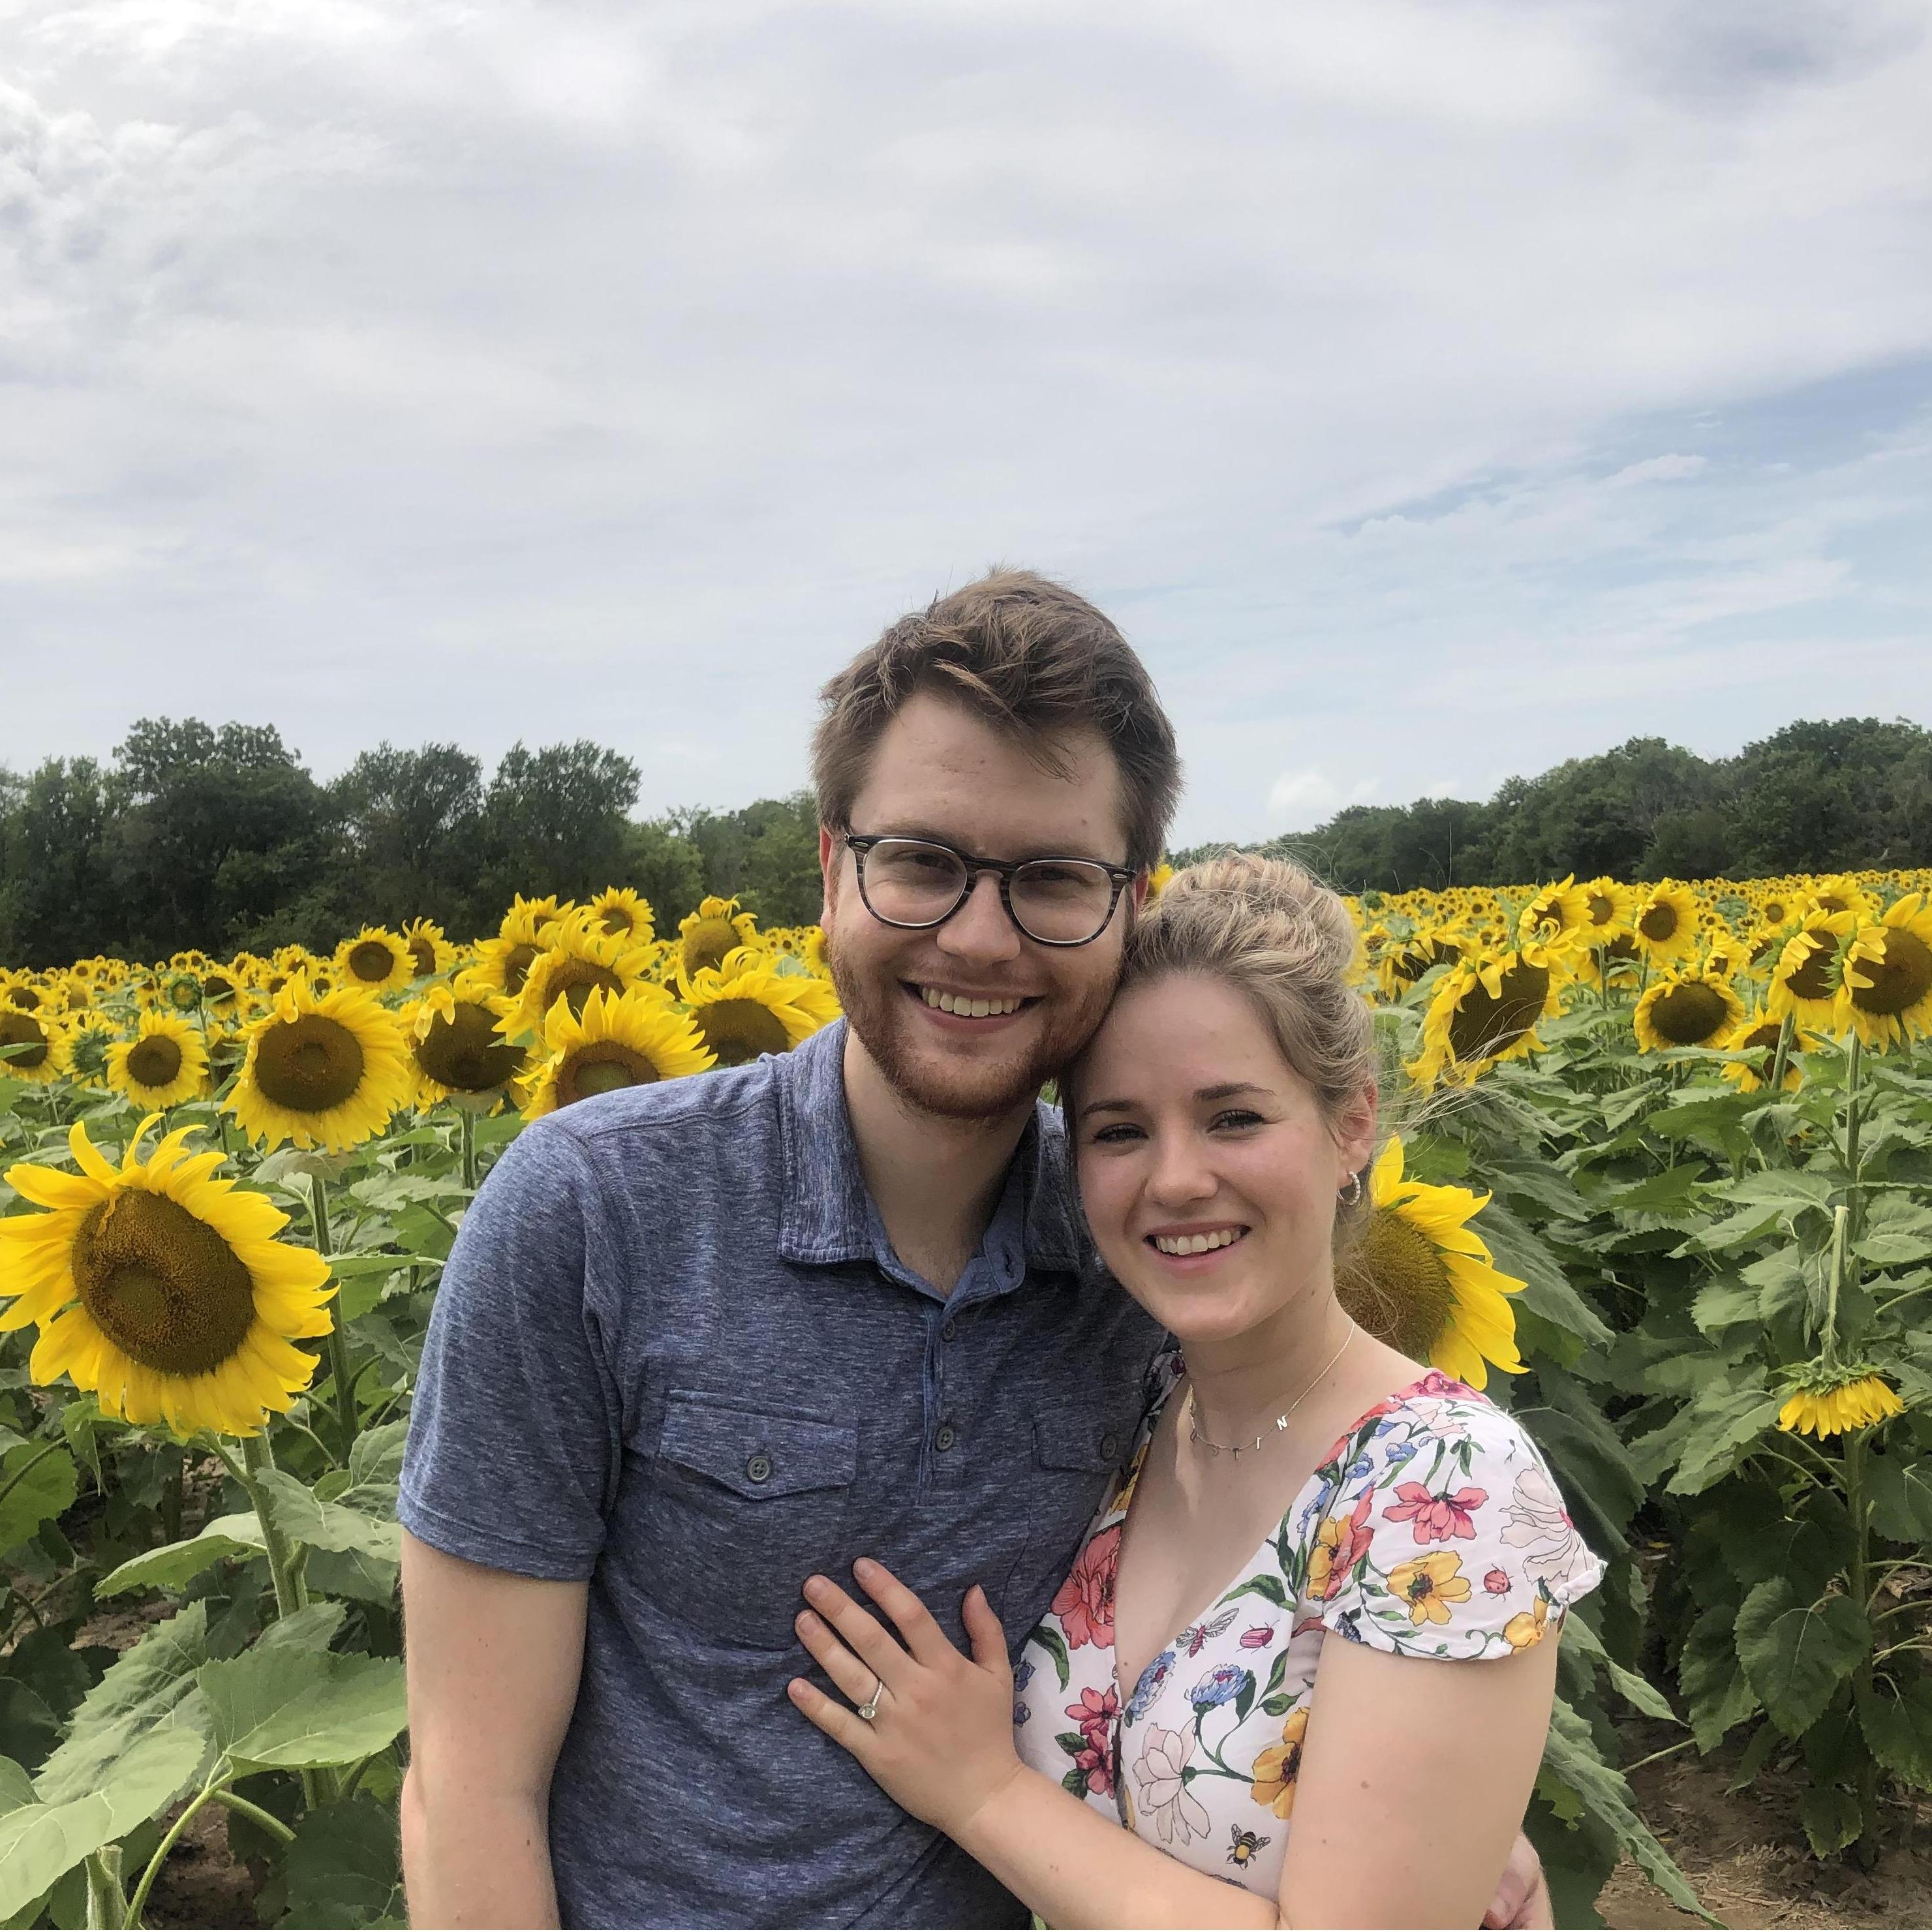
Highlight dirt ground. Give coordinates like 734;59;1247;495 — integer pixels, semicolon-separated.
1599;1723;1932;1931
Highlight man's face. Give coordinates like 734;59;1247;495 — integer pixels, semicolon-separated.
821;692;1141;1121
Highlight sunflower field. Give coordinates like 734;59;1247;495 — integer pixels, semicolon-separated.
1;866;1930;1925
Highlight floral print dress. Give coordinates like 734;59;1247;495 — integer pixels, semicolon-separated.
1011;1368;1604;1898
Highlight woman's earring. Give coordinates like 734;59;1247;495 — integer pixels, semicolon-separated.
1339;1170;1364;1207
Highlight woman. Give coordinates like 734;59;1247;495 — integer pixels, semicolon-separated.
787;855;1601;1926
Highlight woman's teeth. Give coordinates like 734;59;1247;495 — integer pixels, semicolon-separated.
1151;1229;1245;1256
920;987;1024;1017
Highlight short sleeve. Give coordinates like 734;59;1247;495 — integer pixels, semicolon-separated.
1313;1384;1604;1661
399;1118;624;1580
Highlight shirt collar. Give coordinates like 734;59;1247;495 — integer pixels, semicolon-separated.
776;1018;1086;1278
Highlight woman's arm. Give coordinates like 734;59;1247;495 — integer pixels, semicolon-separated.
788;1561;1558;1929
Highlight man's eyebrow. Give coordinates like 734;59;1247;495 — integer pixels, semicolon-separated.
868;824;1119;865
1079;1081;1270;1120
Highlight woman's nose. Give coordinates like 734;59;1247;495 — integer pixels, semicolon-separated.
1145;1132;1217;1203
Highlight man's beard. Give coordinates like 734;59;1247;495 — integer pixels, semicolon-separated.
825;930;1115;1123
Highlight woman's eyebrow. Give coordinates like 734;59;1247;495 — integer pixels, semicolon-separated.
1080;1081;1268;1120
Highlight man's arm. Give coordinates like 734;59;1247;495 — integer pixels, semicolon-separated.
401;1533;589;1929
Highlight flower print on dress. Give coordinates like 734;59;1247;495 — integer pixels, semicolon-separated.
1067;1685;1118;1751
1248;1708;1310;1818
1050;1522;1120;1649
1388;1551;1473;1625
1385;1438;1418;1465
1188;1664;1253;1710
1013;1659;1035;1694
1500;1466;1595;1592
1505;1586;1554;1651
1306;1490;1375;1602
1384;1481;1488;1545
1126;1646;1178;1721
1061;1685;1120;1796
1131;1726;1211;1845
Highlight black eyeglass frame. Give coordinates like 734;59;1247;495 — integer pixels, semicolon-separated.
843;833;1137;948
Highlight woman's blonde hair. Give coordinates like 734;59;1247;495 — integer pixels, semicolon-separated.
1066;852;1379;1191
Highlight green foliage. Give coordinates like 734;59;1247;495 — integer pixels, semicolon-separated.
1178;716;1932;891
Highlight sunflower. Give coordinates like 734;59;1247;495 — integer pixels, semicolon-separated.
472;904;557;1001
1767;910;1854;1030
401;918;453;980
678;947;842;1067
1631;883;1700;966
1807;874;1875;925
1407;947;1567;1088
225;980;415;1152
334;926;413;996
1577;877;1635;944
161;971;204;1015
1720;1011;1814;1093
518;985;714;1116
106;1013;210;1108
404;975;527;1105
0;1009;71;1084
1517;876;1589;952
507;912;658;1039
1837;893;1932;1050
0;1117;334;1437
1755;888;1809;932
65;1013;118;1088
1336;1137;1525;1390
1632;969;1745;1052
1377;928;1464;1000
1777;1366;1905;1439
587;886;656;945
1146;862;1176;899
679;897;762;979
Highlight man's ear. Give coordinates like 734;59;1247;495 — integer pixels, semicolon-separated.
1130;872;1150;912
819;826;839;930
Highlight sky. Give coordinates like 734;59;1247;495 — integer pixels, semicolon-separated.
3;0;1929;848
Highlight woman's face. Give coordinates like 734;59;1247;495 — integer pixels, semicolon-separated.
1072;972;1375;1349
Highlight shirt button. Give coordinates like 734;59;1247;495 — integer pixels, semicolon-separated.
935;1424;958;1453
1100;1432;1120;1462
746;1452;773;1483
942;1319;958;1342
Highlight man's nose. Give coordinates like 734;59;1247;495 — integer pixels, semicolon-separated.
936;870;1021;964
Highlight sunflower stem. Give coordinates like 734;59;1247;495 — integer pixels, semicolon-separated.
1822;1206;1850;1371
123;1771;227;1929
85;1846;127;1930
1842;1031;1865;1248
1845;1424;1882;1847
1767;1010;1797;1098
309;1172;360;1459
459;1103;477;1192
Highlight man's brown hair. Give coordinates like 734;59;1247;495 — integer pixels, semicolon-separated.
811;568;1182;872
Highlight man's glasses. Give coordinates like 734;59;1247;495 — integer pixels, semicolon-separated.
844;835;1135;948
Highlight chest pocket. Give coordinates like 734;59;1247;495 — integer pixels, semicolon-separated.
641;1392;859;1650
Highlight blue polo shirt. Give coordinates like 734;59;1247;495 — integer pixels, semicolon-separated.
399;1019;1164;1928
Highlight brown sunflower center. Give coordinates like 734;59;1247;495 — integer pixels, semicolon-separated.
1739;1019;1782;1083
407;936;437;976
73;1189;257;1375
1638;902;1679;943
502;943;540;995
1781;934;1838;1004
204;974;236;1005
1647;982;1730;1046
1850;930;1932;1016
692;998;790;1067
0;1010;50;1069
541;958;625;1020
7;984;42;1010
347;941;397;984
556;1042;663;1106
1338;1209;1456;1360
127;1035;185;1088
251;1013;367;1113
1444;960;1550;1066
414;1002;524;1092
682;918;741;979
600;906;634;936
1586;893;1618;928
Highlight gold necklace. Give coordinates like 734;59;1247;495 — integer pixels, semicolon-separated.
1186;1319;1357;1460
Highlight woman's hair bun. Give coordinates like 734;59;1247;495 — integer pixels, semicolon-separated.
1153;851;1360;978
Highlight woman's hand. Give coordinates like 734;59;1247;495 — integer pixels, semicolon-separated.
787;1557;1026;1839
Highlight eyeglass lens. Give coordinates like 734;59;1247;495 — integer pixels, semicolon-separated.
861;839;1116;943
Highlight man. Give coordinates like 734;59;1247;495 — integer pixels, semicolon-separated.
399;570;1549;1927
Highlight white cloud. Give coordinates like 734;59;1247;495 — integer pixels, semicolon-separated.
1608;452;1711;487
1266;768;1381;826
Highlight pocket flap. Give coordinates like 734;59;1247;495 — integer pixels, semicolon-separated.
658;1394;857;1500
1034;1411;1135;1474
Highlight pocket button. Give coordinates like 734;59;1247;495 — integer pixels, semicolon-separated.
935;1424;958;1452
746;1452;773;1483
1100;1432;1120;1462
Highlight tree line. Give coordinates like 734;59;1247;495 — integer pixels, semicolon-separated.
1176;717;1932;897
1;714;1925;966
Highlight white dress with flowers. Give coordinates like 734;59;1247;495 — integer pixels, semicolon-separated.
1011;1368;1604;1898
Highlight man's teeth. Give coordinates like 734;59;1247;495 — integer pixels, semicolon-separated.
920;987;1024;1018
1152;1229;1244;1256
